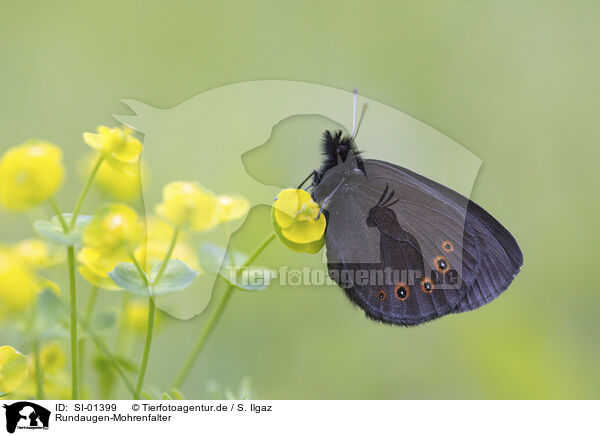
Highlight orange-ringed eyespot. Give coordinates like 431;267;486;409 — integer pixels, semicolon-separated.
420;278;434;293
394;283;410;301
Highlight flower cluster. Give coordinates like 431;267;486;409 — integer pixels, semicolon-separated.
0;123;328;401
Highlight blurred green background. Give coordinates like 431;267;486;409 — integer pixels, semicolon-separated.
1;0;599;399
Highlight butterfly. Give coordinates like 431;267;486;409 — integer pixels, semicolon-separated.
304;103;523;326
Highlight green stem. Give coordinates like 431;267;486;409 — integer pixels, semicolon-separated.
67;246;80;399
49;199;79;398
152;227;180;284
134;298;155;399
171;232;275;390
76;309;136;396
85;286;99;322
31;340;44;400
79;286;98;383
104;292;131;400
69;155;103;229
133;227;179;399
48;198;68;231
131;255;149;283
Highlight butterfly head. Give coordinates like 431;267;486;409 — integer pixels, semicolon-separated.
318;130;365;176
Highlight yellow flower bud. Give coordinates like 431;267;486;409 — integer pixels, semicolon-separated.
0;140;65;211
80;153;144;201
272;189;326;254
83;126;142;167
216;195;250;223
155;181;218;231
0;346;28;394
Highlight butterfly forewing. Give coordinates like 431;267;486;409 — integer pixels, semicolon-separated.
315;155;522;326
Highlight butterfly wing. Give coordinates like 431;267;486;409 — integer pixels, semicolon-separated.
317;158;523;326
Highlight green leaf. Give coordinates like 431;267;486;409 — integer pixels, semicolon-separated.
150;259;198;294
34;290;65;330
219;266;274;292
24;290;67;341
108;263;149;295
109;260;198;296
162;393;173;400
33;214;93;246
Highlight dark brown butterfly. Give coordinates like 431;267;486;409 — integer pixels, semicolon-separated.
307;129;523;326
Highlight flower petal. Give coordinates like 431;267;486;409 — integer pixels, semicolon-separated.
273;189;301;229
83;132;102;151
78;264;123;291
281;213;326;244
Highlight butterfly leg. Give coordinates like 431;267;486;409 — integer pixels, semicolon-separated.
297;169;319;189
316;179;344;219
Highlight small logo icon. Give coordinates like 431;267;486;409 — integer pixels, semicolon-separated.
2;402;50;434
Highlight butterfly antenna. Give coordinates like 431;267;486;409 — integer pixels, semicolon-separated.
351;103;368;142
297;169;319;189
351;88;358;136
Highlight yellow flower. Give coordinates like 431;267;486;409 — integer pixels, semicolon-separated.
216;195;250;223
134;217;200;272
0;140;64;211
0;252;40;316
155;181;218;231
80;153;144;201
272;189;326;254
83;126;142;168
78;204;144;290
83;204;144;252
0;346;28;394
